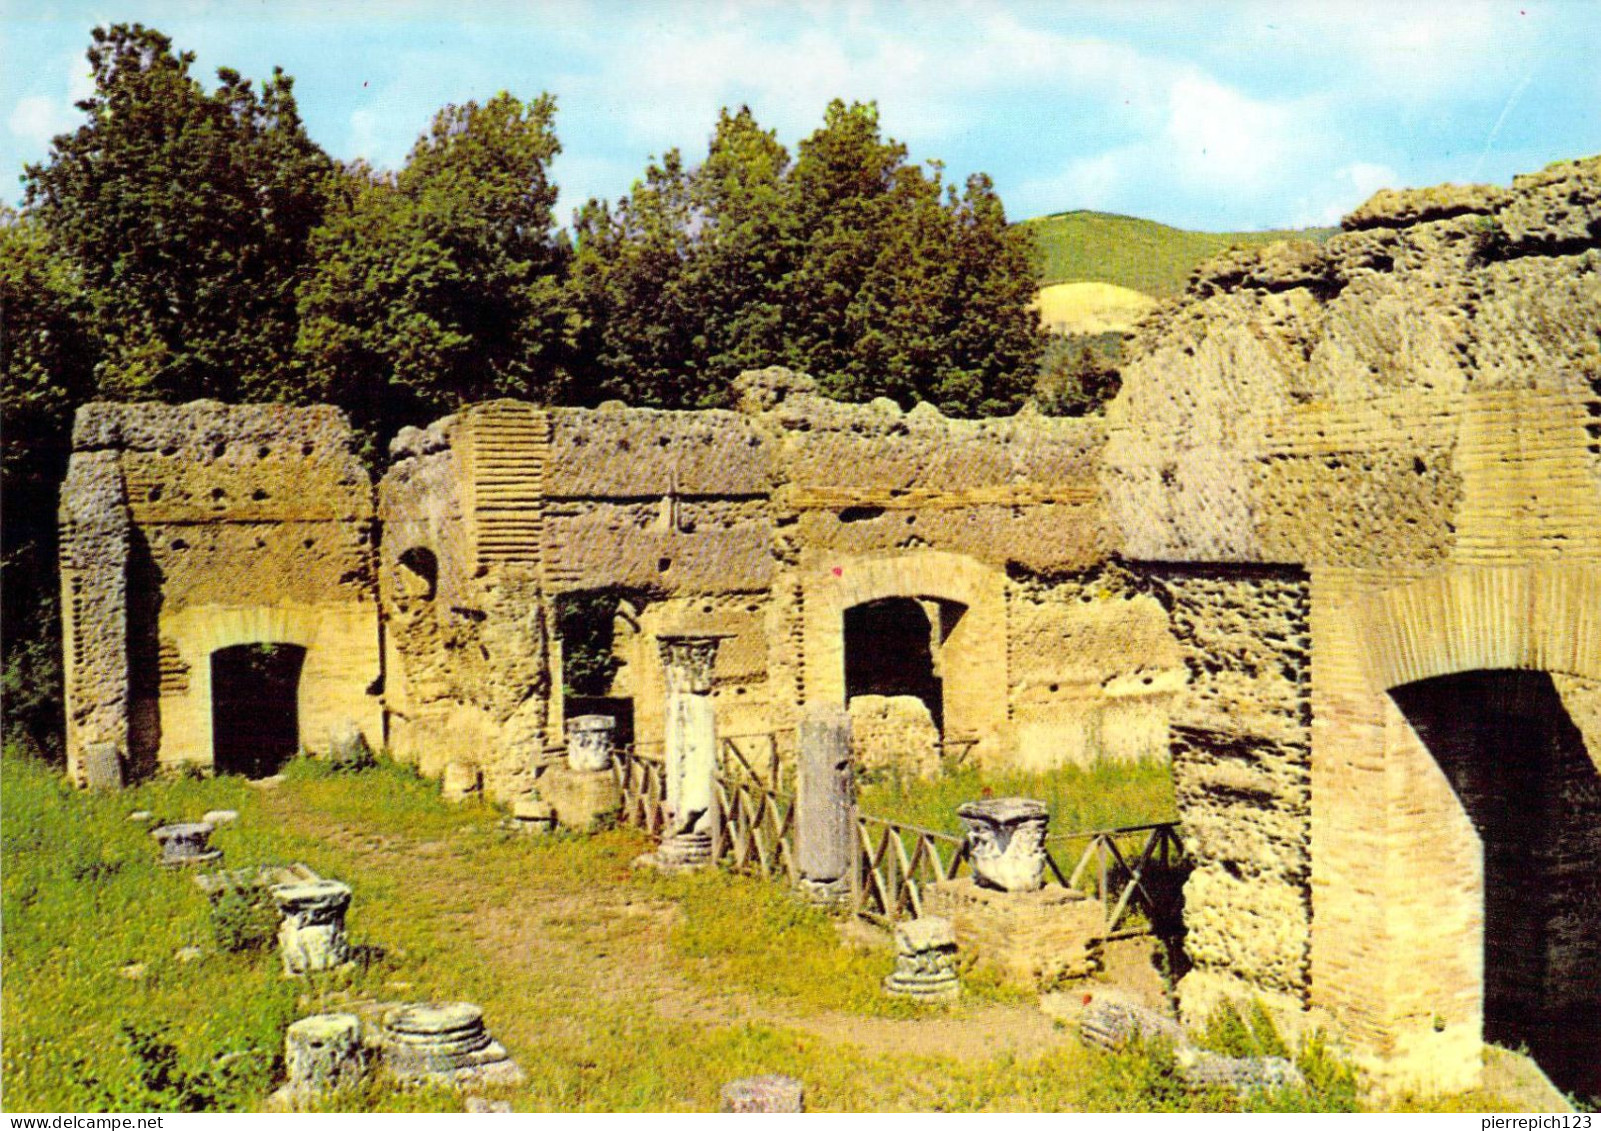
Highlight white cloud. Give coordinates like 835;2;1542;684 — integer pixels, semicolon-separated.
6;51;93;150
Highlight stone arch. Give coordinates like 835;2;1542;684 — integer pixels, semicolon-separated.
802;551;1008;761
1354;565;1601;692
1314;562;1601;1095
158;603;382;771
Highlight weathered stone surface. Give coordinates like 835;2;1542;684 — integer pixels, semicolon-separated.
152;822;221;867
565;714;615;772
378;1002;524;1087
848;695;940;780
535;764;620;831
646;633;729;870
956;797;1049;892
883;916;961;1003
202;809;238;825
271;879;352;975
795;703;854;903
283;1013;365;1099
326;718;374;769
83;743;124;792
1342;183;1507;231
1077;995;1186;1052
441;761;481;803
927;878;1102;988
1178;1049;1305;1095
720;1074;805;1112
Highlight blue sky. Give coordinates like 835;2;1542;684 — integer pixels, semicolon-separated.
3;0;1599;231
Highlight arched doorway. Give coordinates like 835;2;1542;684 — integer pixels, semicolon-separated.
844;597;961;731
211;643;306;778
1390;669;1601;1102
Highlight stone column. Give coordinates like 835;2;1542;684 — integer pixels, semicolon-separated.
270;879;353;975
795;703;855;904
654;632;731;870
283;1013;365;1097
566;714;616;772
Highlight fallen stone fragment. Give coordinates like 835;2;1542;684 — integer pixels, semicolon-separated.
720;1074;805;1112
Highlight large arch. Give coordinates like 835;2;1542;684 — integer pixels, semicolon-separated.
1309;563;1601;1094
157;603;383;771
802;550;1008;763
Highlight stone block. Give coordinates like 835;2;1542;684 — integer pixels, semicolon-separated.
925;877;1102;989
720;1074;805;1112
535;764;621;831
883;916;961;1003
282;1013;365;1099
442;761;481;803
83;743;124;792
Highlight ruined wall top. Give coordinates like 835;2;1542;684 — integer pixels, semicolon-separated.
1105;155;1601;567
73;400;373;524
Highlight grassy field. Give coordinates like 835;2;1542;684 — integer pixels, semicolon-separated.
1;749;1516;1113
857;758;1178;839
1019;210;1337;296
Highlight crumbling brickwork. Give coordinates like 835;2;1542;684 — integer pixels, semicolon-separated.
57;155;1601;1100
60;402;381;781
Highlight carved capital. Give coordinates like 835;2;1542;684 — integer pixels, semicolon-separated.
656;632;732;696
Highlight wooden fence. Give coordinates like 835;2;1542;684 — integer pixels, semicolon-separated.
610;744;1188;941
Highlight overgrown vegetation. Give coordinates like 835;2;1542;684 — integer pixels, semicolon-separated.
1019;210;1337;297
856;757;1179;837
1;747;1525;1111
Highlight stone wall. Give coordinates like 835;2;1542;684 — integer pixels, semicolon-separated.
1106;155;1601;1091
60;402;381;778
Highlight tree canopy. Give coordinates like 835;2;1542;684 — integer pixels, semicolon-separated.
23;24;332;404
570;100;1044;416
296;92;577;443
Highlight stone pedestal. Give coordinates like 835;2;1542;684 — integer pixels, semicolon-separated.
152;822;222;867
956;797;1049;892
270;878;352;975
645;632;731;871
795;704;855;906
566;714;616;772
283;1013;365;1099
442;761;481;802
720;1074;805;1112
379;1002;524;1087
83;742;124;792
536;763;621;831
925;877;1102;989
883;916;961;1003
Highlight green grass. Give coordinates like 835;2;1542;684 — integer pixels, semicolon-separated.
1017;211;1337;296
856;758;1179;839
0;747;1521;1112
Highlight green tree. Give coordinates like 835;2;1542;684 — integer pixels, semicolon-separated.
0;209;100;759
23;23;332;402
571;100;1045;415
297;92;576;443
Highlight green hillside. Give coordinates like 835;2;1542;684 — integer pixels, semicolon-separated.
1019;210;1337;297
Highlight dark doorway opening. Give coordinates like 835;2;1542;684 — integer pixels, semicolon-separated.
211;643;306;778
566;696;636;751
1391;669;1601;1103
845;598;943;730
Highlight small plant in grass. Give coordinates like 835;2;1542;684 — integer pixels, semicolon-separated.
209;886;280;953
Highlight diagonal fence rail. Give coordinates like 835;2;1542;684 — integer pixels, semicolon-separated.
611;744;1188;940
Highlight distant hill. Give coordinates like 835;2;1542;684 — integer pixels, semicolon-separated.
1018;210;1338;298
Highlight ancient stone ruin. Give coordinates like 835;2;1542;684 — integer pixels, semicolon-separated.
57;156;1601;1097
